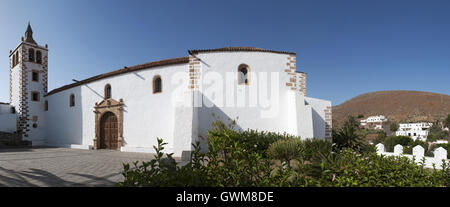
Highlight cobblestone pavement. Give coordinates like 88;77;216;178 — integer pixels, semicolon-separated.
0;147;169;187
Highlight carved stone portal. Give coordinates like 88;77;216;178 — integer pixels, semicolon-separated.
93;98;124;150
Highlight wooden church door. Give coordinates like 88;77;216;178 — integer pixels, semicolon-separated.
100;112;119;150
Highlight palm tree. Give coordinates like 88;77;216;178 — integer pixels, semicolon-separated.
444;114;450;139
333;116;366;152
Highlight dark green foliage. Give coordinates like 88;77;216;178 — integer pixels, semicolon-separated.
373;131;387;145
389;122;399;132
403;140;428;155
267;139;302;168
444;114;450;139
383;136;413;152
319;150;450;187
429;143;450;159
332;116;366;152
428;120;449;142
116;139;212;187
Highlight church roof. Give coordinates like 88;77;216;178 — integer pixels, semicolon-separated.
45;47;297;97
45;56;189;96
189;47;296;55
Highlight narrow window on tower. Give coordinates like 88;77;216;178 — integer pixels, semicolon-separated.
12;54;16;67
238;64;250;85
36;51;42;64
70;94;75;107
45;100;48;111
153;75;162;94
32;71;39;82
28;48;35;62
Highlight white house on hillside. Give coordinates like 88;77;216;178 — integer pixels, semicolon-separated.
396;122;433;141
360;115;388;130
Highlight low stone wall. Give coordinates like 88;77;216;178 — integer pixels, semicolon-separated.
0;131;28;148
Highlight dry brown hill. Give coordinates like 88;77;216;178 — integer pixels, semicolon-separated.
332;91;450;127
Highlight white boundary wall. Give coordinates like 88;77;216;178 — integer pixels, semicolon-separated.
376;143;449;169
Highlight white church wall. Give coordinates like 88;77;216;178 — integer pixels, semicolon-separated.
46;63;190;155
294;93;314;139
0;102;17;134
172;92;199;159
0;114;17;133
305;97;332;139
45;87;84;146
0;104;12;114
195;52;297;140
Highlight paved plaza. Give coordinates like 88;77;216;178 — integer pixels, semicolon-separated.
0;147;161;187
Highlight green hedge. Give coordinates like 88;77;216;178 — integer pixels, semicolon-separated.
117;122;450;187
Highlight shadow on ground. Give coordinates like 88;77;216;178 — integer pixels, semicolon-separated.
0;166;118;187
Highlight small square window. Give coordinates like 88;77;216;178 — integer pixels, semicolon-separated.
32;71;39;82
31;91;40;102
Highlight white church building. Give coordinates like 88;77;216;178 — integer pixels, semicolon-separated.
1;24;332;158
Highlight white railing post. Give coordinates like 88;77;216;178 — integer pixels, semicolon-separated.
412;145;425;161
434;147;447;169
394;144;403;155
376;143;385;154
434;147;447;161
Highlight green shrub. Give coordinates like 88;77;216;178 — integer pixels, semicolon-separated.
319;150;450;187
429;143;450;159
333;116;366;153
403;140;428;155
383;136;412;152
267;138;302;168
118;120;450;187
207;118;295;158
116;139;212;187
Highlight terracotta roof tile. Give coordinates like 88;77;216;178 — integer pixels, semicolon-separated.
45;56;189;96
189;47;296;55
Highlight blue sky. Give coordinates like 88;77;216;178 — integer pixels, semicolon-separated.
0;0;449;105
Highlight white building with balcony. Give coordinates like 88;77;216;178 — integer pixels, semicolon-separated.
360;115;388;130
395;122;433;141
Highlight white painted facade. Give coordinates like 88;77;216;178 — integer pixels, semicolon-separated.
395;122;433;141
0;103;17;133
360;115;387;130
1;25;332;158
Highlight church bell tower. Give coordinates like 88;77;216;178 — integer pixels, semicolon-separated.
9;23;48;145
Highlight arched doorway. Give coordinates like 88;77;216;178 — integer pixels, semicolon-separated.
94;98;124;150
99;112;119;150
